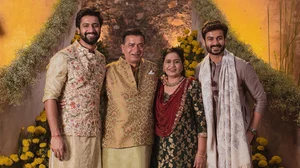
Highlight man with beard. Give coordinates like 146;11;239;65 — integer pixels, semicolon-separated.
195;20;267;168
43;7;106;168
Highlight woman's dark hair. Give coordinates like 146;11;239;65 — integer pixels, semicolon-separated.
75;7;103;28
162;47;185;76
201;20;228;39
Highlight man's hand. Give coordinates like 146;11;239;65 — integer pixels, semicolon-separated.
51;136;67;161
246;130;254;144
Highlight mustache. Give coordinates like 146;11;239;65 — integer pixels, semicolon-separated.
210;44;222;48
84;32;97;36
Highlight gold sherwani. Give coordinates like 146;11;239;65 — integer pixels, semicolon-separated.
102;57;158;148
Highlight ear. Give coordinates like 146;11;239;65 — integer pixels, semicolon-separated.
76;27;80;35
121;44;125;54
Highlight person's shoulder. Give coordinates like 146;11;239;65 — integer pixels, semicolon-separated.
234;56;250;66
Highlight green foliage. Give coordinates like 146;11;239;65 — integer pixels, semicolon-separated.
192;0;300;126
0;0;78;110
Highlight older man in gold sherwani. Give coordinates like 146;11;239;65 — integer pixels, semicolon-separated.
102;29;158;168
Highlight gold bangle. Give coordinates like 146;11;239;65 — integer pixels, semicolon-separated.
197;153;206;158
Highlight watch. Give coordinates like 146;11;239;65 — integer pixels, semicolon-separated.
249;127;257;136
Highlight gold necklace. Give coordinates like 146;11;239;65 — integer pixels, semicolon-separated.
165;76;185;87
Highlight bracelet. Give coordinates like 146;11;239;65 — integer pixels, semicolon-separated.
196;153;207;158
51;134;62;137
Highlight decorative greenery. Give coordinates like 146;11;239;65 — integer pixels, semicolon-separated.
0;110;50;168
252;137;284;168
176;29;205;77
192;0;300;126
0;0;78;111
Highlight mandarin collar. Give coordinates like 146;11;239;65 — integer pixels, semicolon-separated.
74;40;98;54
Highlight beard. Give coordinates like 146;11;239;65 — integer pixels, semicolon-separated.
206;44;225;56
80;32;100;45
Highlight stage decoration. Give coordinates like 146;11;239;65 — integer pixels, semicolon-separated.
177;29;205;77
252;136;284;168
0;0;78;111
0;110;50;168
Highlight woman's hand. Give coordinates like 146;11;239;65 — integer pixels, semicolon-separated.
193;153;206;168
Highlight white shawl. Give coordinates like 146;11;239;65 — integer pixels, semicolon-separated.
199;50;251;168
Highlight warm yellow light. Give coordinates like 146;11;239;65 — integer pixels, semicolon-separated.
0;0;58;67
213;0;273;62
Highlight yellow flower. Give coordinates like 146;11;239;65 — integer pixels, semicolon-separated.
39;164;46;168
26;151;34;158
191;30;198;36
256;137;262;143
184;29;190;34
4;157;13;166
24;163;33;168
251;155;255;161
180;44;186;49
10;154;19;162
258;138;268;146
184;48;191;54
271;155;282;164
189;61;198;69
32;138;40;144
35;157;44;164
177;36;182;42
20;154;28;161
184;53;188;57
47;149;51;158
27;125;36;133
187;36;193;42
269;159;275;165
40;115;47;122
39;142;47;148
192;40;198;46
185;70;194;77
0;156;5;166
258;160;268;167
35;116;41;121
257;145;264;151
23;146;29;152
35;126;47;134
22;139;30;147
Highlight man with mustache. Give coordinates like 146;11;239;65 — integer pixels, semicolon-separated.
43;7;106;168
195;20;267;168
101;28;158;168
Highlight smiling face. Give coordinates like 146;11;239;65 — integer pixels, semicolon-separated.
204;29;226;57
77;15;101;48
163;52;184;78
121;35;145;67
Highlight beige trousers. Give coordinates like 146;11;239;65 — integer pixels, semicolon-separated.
49;135;102;168
102;145;152;168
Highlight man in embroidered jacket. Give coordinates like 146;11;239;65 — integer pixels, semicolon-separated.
101;29;158;168
195;21;267;168
43;7;106;168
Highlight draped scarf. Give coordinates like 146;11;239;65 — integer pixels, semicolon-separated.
199;50;251;168
155;78;191;137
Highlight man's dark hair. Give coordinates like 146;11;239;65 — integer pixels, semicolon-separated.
122;28;145;44
162;47;186;77
76;7;103;28
201;20;228;39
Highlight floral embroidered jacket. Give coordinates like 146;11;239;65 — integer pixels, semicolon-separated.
43;41;106;137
